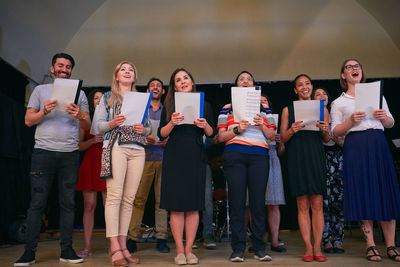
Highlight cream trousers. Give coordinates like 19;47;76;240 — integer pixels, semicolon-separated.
105;146;145;237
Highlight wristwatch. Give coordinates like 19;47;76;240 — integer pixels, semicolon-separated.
233;126;240;135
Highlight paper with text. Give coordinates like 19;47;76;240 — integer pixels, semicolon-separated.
231;87;261;124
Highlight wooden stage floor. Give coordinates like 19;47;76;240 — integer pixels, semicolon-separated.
1;229;399;266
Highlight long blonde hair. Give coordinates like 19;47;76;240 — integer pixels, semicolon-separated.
108;61;137;107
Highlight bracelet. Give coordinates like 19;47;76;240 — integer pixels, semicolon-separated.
43;109;48;116
78;113;86;120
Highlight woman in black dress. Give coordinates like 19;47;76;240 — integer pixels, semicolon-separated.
280;74;330;262
158;68;214;265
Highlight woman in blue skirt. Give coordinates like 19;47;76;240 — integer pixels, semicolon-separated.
331;59;400;262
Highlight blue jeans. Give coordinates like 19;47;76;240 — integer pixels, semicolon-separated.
223;150;269;252
25;149;79;252
202;164;213;237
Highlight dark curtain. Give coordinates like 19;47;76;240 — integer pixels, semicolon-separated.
1;63;399;244
0;58;34;244
0;93;34;243
83;77;400;231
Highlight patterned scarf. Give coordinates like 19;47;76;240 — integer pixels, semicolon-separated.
100;103;147;179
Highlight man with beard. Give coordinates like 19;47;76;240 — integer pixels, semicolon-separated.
15;53;90;266
126;77;170;253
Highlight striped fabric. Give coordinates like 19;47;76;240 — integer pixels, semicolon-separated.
217;104;276;151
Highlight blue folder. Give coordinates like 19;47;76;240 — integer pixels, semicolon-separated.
141;92;153;124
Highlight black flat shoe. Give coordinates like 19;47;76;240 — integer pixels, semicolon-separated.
271;245;287;253
334;247;345;254
324;247;335;254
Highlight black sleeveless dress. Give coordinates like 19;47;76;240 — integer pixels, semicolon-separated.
158;102;214;212
286;105;326;197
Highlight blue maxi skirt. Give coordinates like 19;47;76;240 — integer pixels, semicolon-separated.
343;129;400;221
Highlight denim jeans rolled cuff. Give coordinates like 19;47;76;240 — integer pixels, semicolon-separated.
25;148;79;251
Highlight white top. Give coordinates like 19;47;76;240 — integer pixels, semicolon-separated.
330;92;394;136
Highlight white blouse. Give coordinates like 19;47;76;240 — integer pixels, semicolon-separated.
330;92;394;136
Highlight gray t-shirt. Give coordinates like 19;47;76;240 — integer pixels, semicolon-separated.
27;83;89;152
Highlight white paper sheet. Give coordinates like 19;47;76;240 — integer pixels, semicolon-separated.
355;81;381;119
150;119;160;141
51;78;81;111
90;105;101;135
392;139;400;148
231;87;261;124
293;100;321;131
121;92;152;125
268;114;279;145
272;114;279;132
175;92;203;125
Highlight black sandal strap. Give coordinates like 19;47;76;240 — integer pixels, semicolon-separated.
366;246;378;255
387;246;400;261
366;246;382;261
387;246;400;254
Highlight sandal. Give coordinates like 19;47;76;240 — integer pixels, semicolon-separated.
77;248;92;258
387;246;400;262
122;248;140;264
109;249;128;266
366;246;382;262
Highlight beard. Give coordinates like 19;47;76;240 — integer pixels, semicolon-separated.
53;71;71;79
151;92;162;100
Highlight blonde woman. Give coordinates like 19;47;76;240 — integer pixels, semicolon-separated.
97;61;151;266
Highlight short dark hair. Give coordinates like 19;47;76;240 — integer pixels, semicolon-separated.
312;86;329;100
261;92;272;109
234;70;255;86
293;73;312;87
52;53;75;69
147;77;164;88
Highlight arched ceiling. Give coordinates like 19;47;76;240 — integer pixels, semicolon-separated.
1;0;399;86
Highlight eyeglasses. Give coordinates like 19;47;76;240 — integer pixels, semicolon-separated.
344;64;361;71
238;78;253;82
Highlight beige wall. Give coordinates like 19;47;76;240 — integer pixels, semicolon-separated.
1;0;399;87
